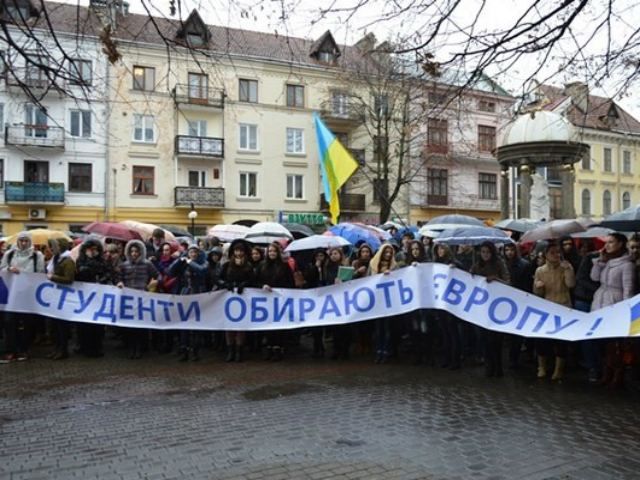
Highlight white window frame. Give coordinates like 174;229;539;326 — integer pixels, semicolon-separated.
603;147;613;172
70;110;92;138
622;191;631;210
239;172;258;198
133;114;155;143
188;120;207;137
188;170;207;187
239;123;258;151
623;151;632;174
239;79;258;103
70;59;92;86
286;127;305;154
286;174;304;200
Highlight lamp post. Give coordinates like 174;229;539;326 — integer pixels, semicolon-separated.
188;202;198;237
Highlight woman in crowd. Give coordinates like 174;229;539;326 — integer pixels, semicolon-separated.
591;233;636;388
219;239;255;362
533;242;576;382
46;238;76;360
304;249;329;358
325;247;351;360
406;240;433;365
117;240;158;359
471;242;510;377
368;243;398;364
257;242;294;361
352;243;374;355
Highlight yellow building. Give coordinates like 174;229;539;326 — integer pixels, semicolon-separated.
536;83;640;220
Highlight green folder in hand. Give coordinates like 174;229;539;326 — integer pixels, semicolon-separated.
337;266;355;282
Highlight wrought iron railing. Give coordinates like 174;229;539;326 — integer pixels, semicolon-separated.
173;83;224;108
5;125;65;148
175;186;225;207
175;135;224;157
4;181;65;203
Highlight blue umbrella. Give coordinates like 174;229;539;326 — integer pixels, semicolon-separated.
393;225;419;241
434;226;514;246
329;223;383;251
427;214;484;227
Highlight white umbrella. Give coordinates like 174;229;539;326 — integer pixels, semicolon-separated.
208;224;250;242
245;222;294;244
285;235;351;252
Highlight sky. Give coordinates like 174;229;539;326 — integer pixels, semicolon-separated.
49;0;640;116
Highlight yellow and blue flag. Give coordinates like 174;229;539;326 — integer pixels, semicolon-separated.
630;301;640;335
313;113;359;224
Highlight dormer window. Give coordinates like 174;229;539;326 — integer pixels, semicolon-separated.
187;33;205;47
318;51;335;63
310;30;341;65
176;10;210;48
2;0;38;22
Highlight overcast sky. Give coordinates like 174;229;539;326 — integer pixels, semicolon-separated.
50;0;640;116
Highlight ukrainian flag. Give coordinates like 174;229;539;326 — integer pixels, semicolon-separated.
630;301;640;335
314;113;359;225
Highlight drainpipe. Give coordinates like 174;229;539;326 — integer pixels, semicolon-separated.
103;57;111;221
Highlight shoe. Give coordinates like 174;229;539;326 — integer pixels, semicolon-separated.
52;352;68;360
16;353;28;361
225;346;235;363
46;351;57;359
0;353;17;364
536;356;547;379
551;357;565;382
588;368;599;384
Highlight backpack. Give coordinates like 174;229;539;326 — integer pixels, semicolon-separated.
6;249;39;272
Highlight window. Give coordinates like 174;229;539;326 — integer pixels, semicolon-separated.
24;160;48;183
239;123;258;151
133;66;155;91
623;191;631;210
0;103;4;132
0;51;5;75
239;172;257;197
286;84;304;108
427;118;448;152
188;120;207;137
188;171;206;187
550;187;562;219
24;104;47;137
478;100;496;112
374;135;388;163
132;166;154;195
374;94;389;117
581;189;591;216
603;147;612;172
286;128;304;154
331;92;349;116
479;173;497;199
286;174;304;199
427;168;448;205
70;59;92;86
372;178;388;205
68;163;92;192
133;114;155;143
188;72;207;100
603;190;612;215
0;159;3;188
70;110;91;138
623;151;632;174
478;125;496;152
318;51;335;63
582;154;591;170
428;92;446;105
25;54;48;87
239;79;258;103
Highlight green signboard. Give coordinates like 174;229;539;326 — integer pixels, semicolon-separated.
284;212;326;225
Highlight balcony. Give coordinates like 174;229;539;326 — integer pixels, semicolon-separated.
320;193;366;212
175;186;225;208
320;99;365;128
424;143;449;155
5;125;65;149
5;67;64;93
4;182;65;204
173;83;224;108
175;135;224;157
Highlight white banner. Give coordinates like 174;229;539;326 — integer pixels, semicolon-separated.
0;265;637;341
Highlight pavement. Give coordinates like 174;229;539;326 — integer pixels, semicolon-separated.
2;335;640;480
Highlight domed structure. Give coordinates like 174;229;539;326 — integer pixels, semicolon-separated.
495;109;590;220
499;110;577;147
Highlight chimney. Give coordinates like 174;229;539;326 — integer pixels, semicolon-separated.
90;0;128;28
563;81;589;113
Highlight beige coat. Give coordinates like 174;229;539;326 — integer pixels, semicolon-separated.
533;261;576;307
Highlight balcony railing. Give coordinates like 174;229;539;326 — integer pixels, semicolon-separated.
175;135;224;157
320;99;365;124
4;182;65;204
5;125;65;149
173;83;225;108
5;67;64;91
427;194;448;206
320;193;366;212
175;186;225;208
425;143;449;155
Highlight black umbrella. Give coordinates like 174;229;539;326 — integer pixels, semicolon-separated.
494;218;541;233
159;225;193;238
282;223;316;239
600;204;640;231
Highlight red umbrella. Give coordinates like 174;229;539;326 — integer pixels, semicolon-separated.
83;222;144;242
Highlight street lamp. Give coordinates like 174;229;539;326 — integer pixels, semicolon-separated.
188;202;198;237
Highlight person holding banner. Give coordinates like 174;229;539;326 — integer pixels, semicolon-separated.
46;238;76;360
0;232;45;363
369;243;398;364
591;233;636;388
471;242;510;377
533;242;576;382
304;248;329;358
352;244;374;356
406;240;434;366
219;239;255;362
116;240;158;359
326;247;352;360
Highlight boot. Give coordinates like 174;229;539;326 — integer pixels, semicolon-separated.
179;348;189;362
536;356;547;378
225;345;235;362
551;357;565;382
234;345;243;363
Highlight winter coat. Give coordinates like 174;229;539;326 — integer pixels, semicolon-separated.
533;261;576;307
49;247;76;285
471;258;510;284
368;244;398;275
219;259;255;292
76;238;115;285
574;252;600;302
0;232;45;273
169;250;209;294
257;258;294;289
119;240;158;290
206;251;223;291
590;254;636;310
504;257;532;292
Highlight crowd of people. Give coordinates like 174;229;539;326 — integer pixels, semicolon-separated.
1;226;639;388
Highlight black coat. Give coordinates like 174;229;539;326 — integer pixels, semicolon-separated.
75;240;116;285
256;259;294;289
574;252;601;302
219;260;255;292
505;257;534;293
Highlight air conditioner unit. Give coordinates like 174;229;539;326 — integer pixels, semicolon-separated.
29;208;46;220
